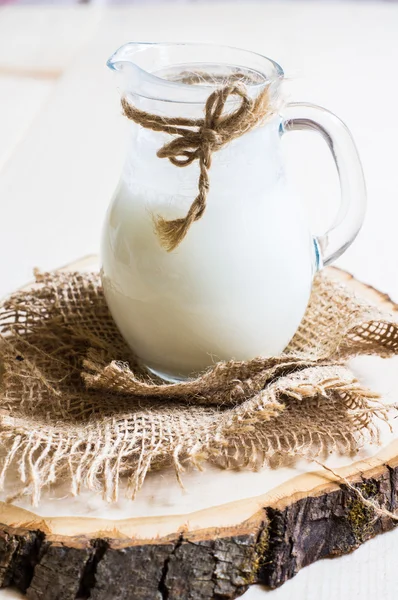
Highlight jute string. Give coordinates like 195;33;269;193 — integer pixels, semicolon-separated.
121;83;276;251
0;267;398;505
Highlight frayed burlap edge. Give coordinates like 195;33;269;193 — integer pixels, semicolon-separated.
0;269;397;505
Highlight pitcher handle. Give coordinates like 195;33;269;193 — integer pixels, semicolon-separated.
282;102;366;268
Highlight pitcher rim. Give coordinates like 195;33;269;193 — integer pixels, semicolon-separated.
107;41;284;104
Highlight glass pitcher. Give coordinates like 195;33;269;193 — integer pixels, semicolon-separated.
101;42;366;381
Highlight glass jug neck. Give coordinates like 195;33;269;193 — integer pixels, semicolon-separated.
108;42;284;106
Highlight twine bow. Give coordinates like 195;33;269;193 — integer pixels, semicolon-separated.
122;83;274;251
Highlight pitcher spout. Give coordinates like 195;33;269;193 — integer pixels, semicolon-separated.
107;42;155;99
107;42;152;73
107;41;203;102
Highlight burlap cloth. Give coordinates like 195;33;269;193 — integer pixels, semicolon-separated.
0;268;397;505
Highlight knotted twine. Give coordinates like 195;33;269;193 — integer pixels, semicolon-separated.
0;266;398;505
121;83;275;251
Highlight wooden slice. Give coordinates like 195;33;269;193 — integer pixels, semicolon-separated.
1;259;398;600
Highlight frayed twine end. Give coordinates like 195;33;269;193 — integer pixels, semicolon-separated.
153;215;192;252
313;460;398;523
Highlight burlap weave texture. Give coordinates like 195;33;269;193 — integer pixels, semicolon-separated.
0;267;397;505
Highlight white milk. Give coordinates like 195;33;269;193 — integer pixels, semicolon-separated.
101;116;316;380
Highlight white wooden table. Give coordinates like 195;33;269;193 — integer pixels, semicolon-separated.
1;3;398;598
